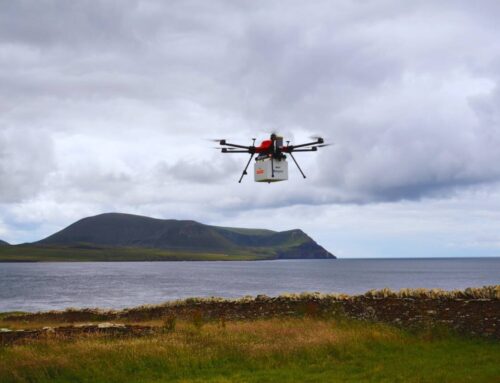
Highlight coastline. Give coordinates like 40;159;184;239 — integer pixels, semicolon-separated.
3;286;499;340
2;287;499;382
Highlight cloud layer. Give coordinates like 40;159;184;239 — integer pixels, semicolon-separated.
1;1;499;256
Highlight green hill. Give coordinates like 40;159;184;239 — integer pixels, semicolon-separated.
0;239;9;246
0;213;335;262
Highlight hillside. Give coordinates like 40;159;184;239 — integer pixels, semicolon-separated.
0;213;335;261
0;239;9;246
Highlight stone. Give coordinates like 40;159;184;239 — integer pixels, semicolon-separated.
97;322;125;328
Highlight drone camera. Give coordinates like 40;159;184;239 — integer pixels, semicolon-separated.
275;136;283;148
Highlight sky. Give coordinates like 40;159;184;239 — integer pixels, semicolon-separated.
1;0;499;258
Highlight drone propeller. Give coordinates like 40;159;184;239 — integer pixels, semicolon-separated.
212;147;241;150
207;139;228;146
308;136;325;144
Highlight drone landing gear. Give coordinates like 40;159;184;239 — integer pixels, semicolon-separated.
238;153;255;183
289;152;307;179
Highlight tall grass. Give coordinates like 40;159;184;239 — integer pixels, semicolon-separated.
364;285;500;299
1;317;499;383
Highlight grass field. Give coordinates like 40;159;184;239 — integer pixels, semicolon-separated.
0;245;267;262
1;317;499;383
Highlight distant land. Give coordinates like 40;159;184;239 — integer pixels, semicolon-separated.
0;239;9;246
0;213;335;262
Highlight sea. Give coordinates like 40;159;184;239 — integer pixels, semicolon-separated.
1;258;499;312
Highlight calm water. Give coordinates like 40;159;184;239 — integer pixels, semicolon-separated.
1;258;499;312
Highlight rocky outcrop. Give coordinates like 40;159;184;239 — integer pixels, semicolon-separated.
275;241;333;259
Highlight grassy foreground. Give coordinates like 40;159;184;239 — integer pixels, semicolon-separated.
1;317;499;383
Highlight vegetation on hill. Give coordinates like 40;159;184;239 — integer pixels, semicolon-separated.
0;240;9;246
0;245;264;262
0;212;334;261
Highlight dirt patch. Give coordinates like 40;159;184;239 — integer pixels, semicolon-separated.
0;324;156;346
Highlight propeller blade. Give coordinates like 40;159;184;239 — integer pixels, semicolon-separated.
221;148;250;152
309;136;325;144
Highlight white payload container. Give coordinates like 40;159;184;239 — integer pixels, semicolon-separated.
254;157;288;182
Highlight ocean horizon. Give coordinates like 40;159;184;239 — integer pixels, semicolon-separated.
1;257;499;312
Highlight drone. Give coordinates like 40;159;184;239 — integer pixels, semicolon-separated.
214;133;329;183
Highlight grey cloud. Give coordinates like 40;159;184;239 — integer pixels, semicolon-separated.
2;1;500;244
0;1;139;49
312;76;500;203
155;156;241;184
0;127;55;202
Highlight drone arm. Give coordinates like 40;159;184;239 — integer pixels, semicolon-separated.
221;149;252;153
288;139;323;150
222;142;253;150
289;147;318;152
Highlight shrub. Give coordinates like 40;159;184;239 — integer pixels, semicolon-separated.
191;310;204;330
218;315;226;330
163;314;176;332
302;301;320;318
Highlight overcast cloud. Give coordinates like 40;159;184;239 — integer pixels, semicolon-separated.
0;0;499;257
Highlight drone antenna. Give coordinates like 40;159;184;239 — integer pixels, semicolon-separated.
238;153;255;183
289;152;306;179
252;138;256;146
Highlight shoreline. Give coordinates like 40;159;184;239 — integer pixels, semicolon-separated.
2;287;499;382
3;286;499;340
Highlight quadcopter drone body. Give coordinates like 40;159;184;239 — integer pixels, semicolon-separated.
215;134;328;183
